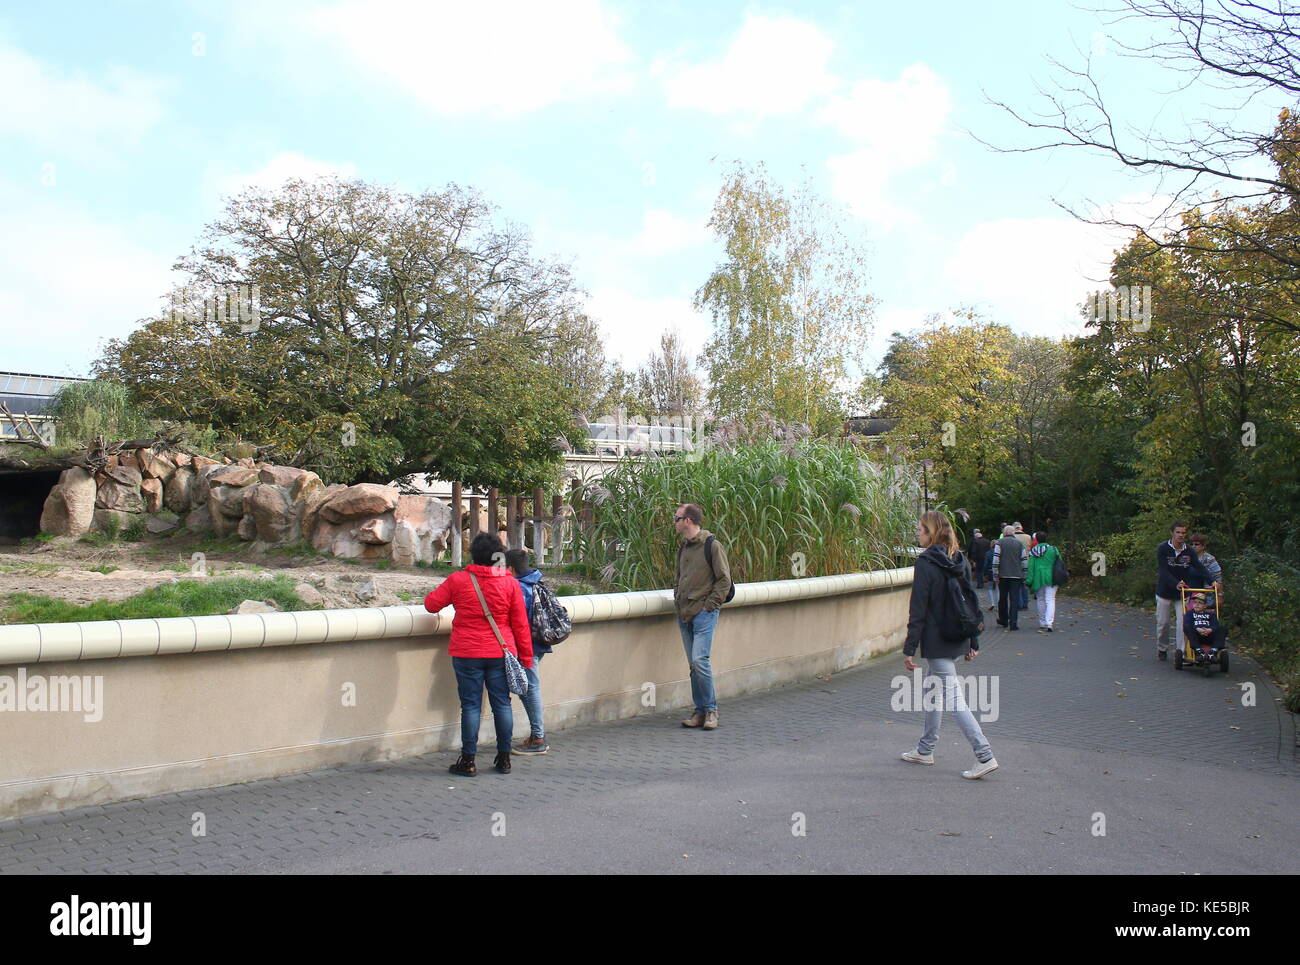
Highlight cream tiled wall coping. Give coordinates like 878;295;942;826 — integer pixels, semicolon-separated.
0;568;915;665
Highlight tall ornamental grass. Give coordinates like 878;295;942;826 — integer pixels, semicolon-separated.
570;437;920;592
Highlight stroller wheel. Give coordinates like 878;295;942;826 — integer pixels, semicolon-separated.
1220;651;1229;673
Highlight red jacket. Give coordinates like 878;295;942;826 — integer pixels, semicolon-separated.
424;564;534;667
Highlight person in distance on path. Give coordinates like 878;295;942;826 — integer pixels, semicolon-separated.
992;525;1027;631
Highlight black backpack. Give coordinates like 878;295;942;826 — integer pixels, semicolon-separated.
529;580;572;645
678;535;736;604
933;556;983;642
1051;548;1069;587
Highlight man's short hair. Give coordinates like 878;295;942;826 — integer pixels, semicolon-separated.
1034;532;1047;543
1170;521;1187;532
505;547;531;575
973;529;982;536
679;503;703;525
1002;525;1016;536
1013;521;1023;530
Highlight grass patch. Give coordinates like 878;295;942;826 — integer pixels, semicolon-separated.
0;561;62;577
1;575;307;624
396;591;413;602
373;559;392;570
553;584;582;596
88;564;119;575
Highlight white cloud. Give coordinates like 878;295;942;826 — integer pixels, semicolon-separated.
816;63;953;227
660;13;837;114
310;0;635;115
942;216;1132;340
0;36;166;156
208;152;360;203
584;287;711;368
0;178;175;376
630;208;711;255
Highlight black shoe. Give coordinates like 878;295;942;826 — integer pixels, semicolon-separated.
449;753;476;777
996;621;1007;627
1009;626;1020;631
1158;650;1168;661
493;751;511;774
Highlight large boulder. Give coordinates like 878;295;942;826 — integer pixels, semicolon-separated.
146;512;180;534
192;455;220;471
246;483;298;543
319;483;399;523
93;508;137;534
94;466;144;513
302;484;348;542
209;483;248;519
354;516;394;545
137;450;177;483
208;465;260;487
39;467;96;537
237;514;257;541
184;505;213;534
393;494;452;563
164;469;194;513
141;477;164;513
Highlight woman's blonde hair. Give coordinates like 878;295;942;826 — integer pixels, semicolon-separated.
918;510;960;557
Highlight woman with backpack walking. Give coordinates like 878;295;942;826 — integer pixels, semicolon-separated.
899;510;999;780
424;532;534;777
1025;532;1064;633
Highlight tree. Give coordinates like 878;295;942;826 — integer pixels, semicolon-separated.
985;2;1300;335
98;177;588;489
635;327;704;418
695;163;875;435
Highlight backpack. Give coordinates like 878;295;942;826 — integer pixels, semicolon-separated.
933;556;983;642
1051;549;1069;587
705;536;737;604
529;580;573;645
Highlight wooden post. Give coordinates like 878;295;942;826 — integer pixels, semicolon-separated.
506;494;517;548
488;488;499;544
532;488;544;564
450;482;463;568
551;492;563;564
469;496;481;537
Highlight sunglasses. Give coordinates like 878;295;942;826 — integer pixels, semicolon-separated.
673;515;687;522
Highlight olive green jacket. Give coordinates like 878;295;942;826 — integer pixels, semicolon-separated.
673;529;731;622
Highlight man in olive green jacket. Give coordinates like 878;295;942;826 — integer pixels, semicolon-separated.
673;503;732;730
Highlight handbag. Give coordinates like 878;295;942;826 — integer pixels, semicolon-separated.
467;572;529;696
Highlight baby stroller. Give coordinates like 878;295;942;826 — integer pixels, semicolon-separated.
1174;585;1228;676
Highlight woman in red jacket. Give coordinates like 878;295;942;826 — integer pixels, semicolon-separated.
425;532;534;777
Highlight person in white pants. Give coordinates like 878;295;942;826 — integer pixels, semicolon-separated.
1026;533;1063;632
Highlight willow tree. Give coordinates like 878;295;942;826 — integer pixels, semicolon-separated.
695;163;875;435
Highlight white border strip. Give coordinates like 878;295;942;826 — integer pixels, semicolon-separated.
0;567;914;665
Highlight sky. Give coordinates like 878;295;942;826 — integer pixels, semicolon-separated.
0;0;1287;389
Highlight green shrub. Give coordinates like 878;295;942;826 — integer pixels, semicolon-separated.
123;519;147;542
374;559;392;570
1224;549;1300;712
554;584;581;596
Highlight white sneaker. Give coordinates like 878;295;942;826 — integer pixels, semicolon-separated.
900;749;935;765
962;758;999;780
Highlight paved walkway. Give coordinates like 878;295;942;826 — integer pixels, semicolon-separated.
2;595;1296;874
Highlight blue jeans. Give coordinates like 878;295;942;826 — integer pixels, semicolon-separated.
1018;581;1029;609
451;656;513;755
678;608;719;713
518;652;545;738
917;658;993;762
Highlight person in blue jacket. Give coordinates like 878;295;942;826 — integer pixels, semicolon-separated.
506;548;551;754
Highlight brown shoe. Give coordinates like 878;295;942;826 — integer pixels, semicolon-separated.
681;712;705;728
702;711;719;730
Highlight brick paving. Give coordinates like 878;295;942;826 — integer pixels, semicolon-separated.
0;595;1294;874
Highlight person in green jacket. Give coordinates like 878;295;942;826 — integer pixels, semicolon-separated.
1025;532;1063;633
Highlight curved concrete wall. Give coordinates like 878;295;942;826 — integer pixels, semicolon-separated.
0;568;914;820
